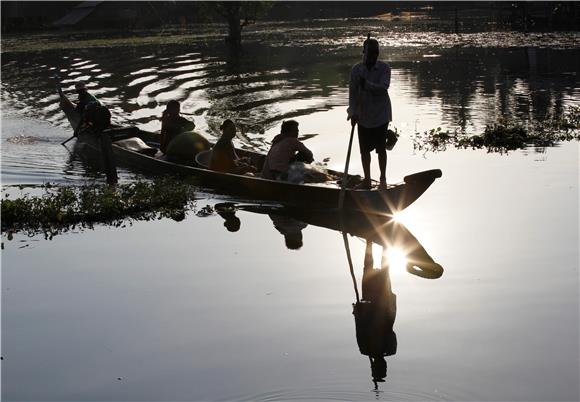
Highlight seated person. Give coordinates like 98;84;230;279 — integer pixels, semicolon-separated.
209;119;256;174
261;120;314;180
160;100;196;153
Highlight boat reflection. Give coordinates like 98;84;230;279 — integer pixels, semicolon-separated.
214;203;443;278
212;202;444;388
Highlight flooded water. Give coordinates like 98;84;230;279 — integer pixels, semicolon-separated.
2;19;579;401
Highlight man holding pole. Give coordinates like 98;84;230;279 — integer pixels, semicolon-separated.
347;35;392;190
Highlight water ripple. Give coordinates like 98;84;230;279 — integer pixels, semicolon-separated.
221;380;480;401
1;22;578;184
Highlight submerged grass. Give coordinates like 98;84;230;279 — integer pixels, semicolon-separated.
413;106;580;154
1;178;197;239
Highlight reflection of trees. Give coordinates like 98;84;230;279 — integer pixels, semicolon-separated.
401;47;578;131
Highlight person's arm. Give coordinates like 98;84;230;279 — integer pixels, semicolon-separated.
295;140;314;163
178;116;196;131
347;65;360;120
74;94;85;114
362;63;390;95
231;146;239;161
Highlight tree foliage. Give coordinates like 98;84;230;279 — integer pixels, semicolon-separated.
202;1;273;44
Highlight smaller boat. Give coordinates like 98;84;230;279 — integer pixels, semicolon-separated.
59;91;442;215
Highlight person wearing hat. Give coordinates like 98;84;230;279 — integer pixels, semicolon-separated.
347;35;393;190
209;119;257;174
74;81;100;115
72;81;110;135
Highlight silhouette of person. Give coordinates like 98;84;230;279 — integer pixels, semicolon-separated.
352;239;397;386
269;213;308;250
347;35;393;190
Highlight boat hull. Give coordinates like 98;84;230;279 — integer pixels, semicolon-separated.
61;92;441;215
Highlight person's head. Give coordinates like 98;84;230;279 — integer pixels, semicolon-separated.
220;119;237;140
281;120;299;138
75;82;87;94
284;231;303;250
166;100;181;115
223;215;241;232
363;37;379;67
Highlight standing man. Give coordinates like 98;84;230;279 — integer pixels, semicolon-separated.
347;36;392;190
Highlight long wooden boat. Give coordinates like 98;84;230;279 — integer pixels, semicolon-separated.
59;92;442;215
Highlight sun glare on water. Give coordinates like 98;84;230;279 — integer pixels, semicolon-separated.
386;247;408;273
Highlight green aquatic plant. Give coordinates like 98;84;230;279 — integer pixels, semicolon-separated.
1;178;197;239
414;106;580;154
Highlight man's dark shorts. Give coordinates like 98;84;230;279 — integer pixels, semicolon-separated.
358;123;388;154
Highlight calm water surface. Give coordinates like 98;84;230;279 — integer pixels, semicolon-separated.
1;20;579;401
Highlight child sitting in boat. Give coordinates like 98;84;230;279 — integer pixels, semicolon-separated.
209;119;256;174
160;100;196;153
161;100;210;163
261;120;314;182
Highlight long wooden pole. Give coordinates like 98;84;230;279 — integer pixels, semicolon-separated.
339;66;364;210
338;123;356;211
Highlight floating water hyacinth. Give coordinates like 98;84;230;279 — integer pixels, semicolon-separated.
413;106;580;154
1;178;198;239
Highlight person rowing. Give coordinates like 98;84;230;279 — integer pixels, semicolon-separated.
261;120;314;182
73;81;100;115
72;81;111;135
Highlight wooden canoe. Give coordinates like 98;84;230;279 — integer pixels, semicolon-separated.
59;92;441;215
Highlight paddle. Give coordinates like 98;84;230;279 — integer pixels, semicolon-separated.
61;135;76;146
339;54;365;210
52;76;76;146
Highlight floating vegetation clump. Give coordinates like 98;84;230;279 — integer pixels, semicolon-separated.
1;178;197;239
414;106;580;154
